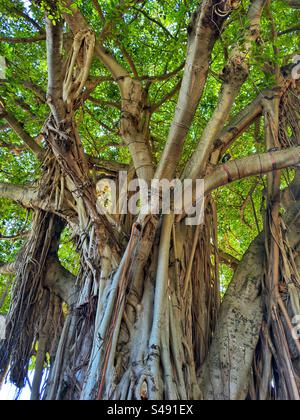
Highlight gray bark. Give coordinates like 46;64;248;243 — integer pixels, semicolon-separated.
200;194;300;400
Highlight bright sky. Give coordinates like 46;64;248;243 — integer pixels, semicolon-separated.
0;370;48;400
0;380;31;401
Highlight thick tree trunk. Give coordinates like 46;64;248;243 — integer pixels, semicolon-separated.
8;182;290;400
42;197;220;400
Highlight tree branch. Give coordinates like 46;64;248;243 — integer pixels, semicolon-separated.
0;183;39;208
0;35;46;44
0;124;10;132
0;141;26;153
205;146;300;194
0;232;30;241
88;97;122;110
6;6;44;33
219;251;240;270
116;41;139;78
133;6;175;39
0;262;16;276
150;80;182;112
84;107;120;135
14;98;36;117
0;256;76;305
63;1;129;82
44;256;76;305
46;18;65;123
22;81;47;103
180;146;300;221
139;62;185;82
92;0;105;21
279;25;300;36
185;0;266;180
0;108;43;157
155;0;240;180
81;76;115;102
63;0;154;182
0;183;78;229
88;155;129;173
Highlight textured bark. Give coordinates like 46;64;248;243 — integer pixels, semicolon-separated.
0;109;43;156
1;0;300;402
199;233;265;400
0;35;46;44
185;0;266;180
63;1;154;183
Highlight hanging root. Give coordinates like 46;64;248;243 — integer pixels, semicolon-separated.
63;30;95;106
0;211;64;391
249;91;300;400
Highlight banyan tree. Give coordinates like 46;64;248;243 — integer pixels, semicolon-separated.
0;0;300;400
